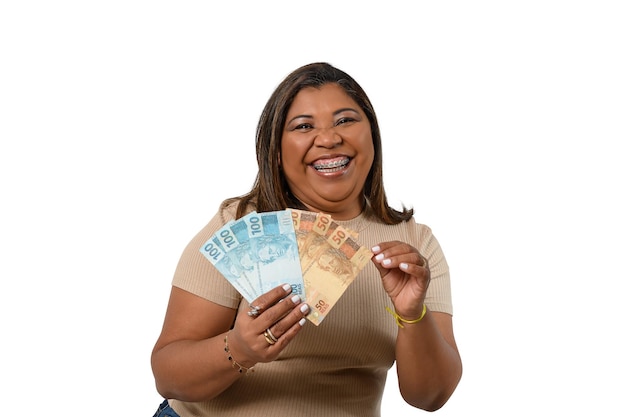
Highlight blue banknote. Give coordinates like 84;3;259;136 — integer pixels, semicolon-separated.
199;210;305;302
228;210;305;298
199;228;258;302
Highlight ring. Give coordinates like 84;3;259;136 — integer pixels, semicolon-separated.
247;305;261;317
263;328;278;345
266;327;278;342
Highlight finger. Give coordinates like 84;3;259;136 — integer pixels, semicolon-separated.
373;249;423;269
267;299;310;339
247;283;293;317
371;241;402;254
399;261;431;282
265;304;310;349
398;253;428;269
372;241;421;261
377;241;428;267
258;292;305;329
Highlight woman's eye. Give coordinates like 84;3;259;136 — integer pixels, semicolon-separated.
295;123;313;130
336;117;355;126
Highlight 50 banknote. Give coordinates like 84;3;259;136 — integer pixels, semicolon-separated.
291;209;372;325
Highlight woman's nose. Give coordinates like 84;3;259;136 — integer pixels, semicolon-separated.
313;127;342;147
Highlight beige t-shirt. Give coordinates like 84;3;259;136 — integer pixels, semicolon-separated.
169;202;453;417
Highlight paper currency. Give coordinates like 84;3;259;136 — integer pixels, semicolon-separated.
199;231;258;302
200;208;372;324
235;210;304;297
295;211;372;325
200;210;304;302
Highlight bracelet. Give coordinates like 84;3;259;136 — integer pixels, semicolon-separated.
224;332;254;375
386;304;427;328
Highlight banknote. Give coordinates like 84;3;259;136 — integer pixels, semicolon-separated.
291;209;317;255
199;230;258;302
232;210;304;297
293;210;372;325
292;208;359;240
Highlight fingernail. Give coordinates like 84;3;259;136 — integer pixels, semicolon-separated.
371;245;380;253
298;318;306;326
283;284;292;292
400;262;409;270
291;295;301;304
300;304;309;314
382;259;391;266
375;253;384;262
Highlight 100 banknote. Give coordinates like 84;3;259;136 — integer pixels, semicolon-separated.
200;210;305;302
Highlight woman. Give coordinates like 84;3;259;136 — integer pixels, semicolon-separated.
151;62;462;416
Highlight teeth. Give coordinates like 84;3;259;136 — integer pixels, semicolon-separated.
313;158;350;171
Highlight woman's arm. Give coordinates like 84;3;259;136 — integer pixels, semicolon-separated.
394;310;462;411
371;240;462;411
151;286;241;402
151;284;309;402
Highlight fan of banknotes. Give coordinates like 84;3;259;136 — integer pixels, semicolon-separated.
199;209;372;325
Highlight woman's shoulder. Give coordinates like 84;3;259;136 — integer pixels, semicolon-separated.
217;197;256;222
407;217;434;233
218;198;240;222
365;216;438;251
366;213;433;233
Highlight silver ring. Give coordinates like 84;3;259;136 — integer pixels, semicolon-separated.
247;305;261;317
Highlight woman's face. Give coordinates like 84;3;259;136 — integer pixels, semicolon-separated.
281;83;374;220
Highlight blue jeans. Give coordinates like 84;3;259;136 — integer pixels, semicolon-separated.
152;400;181;417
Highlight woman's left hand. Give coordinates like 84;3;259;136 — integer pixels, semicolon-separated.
371;241;430;319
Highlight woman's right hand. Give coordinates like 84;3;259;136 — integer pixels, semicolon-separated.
226;284;310;368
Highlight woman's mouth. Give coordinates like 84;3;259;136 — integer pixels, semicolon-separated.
312;157;351;173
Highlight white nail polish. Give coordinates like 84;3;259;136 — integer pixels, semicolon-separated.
371;245;380;253
283;284;291;292
375;253;384;262
300;304;309;313
382;258;391;266
291;295;301;304
298;318;306;326
400;262;409;270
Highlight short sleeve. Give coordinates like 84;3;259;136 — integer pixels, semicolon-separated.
171;202;242;309
413;222;453;315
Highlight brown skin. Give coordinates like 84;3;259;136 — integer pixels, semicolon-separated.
281;84;374;220
372;241;462;410
151;82;462;410
151;285;310;402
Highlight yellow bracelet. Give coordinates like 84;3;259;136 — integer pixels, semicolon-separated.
386;304;427;328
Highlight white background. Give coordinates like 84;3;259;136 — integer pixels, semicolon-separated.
1;1;625;415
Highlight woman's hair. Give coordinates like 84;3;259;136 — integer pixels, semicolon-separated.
227;62;413;224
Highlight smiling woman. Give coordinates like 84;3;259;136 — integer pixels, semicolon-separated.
281;83;375;219
150;62;462;417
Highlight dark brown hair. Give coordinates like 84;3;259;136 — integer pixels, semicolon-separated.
226;62;413;224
